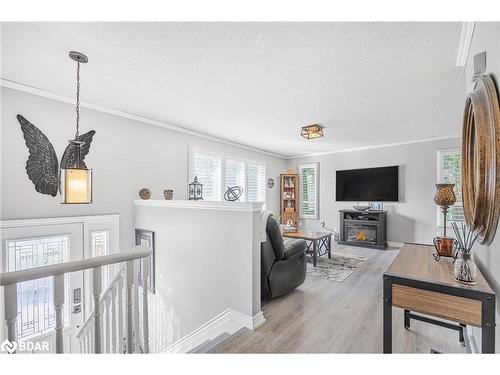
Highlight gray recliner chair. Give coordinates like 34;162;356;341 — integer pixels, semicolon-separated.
261;215;307;300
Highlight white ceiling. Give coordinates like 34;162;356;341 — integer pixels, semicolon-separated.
1;22;465;158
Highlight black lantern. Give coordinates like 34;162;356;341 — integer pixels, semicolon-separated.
188;176;203;201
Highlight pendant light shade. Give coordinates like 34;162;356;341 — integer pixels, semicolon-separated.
62;51;93;204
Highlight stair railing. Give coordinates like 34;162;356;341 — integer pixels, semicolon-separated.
0;245;152;354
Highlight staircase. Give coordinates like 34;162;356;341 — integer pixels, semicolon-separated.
0;246;152;354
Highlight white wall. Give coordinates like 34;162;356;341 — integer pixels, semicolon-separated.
0;87;286;249
287;137;461;244
134;201;263;352
464;22;500;352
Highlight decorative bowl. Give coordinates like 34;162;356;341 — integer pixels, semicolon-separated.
353;205;370;211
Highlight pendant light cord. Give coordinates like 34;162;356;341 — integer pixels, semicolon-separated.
75;61;80;139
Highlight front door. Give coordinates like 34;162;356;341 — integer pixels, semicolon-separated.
1;223;84;353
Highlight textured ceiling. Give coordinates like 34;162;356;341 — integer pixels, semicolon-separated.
1;22;465;157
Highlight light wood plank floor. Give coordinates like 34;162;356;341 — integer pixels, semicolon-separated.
211;245;466;353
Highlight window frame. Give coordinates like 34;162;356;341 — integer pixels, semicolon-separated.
188;146;267;202
437;148;464;228
299;162;320;220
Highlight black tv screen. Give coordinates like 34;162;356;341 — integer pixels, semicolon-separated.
336;166;399;201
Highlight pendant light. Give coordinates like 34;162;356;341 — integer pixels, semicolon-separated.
62;51;93;204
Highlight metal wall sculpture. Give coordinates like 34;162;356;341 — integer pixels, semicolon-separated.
462;74;500;245
224;186;243;201
17;114;96;197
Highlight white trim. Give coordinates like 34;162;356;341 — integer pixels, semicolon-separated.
456;22;476;67
162;308;264;353
388;241;404;248
287;135;461;159
0;79;285;159
133;199;264;212
0;214;119;229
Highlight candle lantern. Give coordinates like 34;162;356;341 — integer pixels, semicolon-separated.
188;176;203;201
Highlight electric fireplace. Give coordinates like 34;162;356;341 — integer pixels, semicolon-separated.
339;210;387;249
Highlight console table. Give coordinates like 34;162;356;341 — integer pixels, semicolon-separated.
383;243;496;353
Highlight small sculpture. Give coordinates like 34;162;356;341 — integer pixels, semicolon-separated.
139;188;151;200
267;178;275;189
224;186;243;201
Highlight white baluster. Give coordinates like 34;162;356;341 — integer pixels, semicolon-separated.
105;295;111;353
117;275;124;353
4;284;18;352
111;284;117;353
126;260;134;353
142;257;150;354
133;261;141;351
93;266;102;353
54;274;65;353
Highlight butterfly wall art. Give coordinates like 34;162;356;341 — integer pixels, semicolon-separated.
17;114;96;198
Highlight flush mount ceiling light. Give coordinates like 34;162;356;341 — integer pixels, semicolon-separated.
61;51;93;204
300;124;324;139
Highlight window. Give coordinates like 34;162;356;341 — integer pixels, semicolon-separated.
300;163;319;219
192;149;222;201
189;147;266;202
91;230;110;289
6;235;70;340
437;149;464;225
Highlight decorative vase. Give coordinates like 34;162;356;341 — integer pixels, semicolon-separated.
454;251;476;283
163;189;173;200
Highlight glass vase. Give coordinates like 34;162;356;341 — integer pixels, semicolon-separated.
453;251;476;283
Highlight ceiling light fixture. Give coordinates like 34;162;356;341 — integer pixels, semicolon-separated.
61;51;93;204
300;124;324;139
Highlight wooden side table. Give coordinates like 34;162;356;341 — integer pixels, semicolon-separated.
283;230;332;267
383;243;496;353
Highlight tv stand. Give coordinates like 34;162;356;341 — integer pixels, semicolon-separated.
339;210;387;249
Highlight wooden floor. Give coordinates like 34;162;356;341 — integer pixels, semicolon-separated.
211;245;466;353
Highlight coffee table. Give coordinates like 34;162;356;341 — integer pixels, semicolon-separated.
283;230;332;267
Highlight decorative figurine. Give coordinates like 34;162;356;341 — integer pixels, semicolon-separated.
139;188;151;200
224;186;243;201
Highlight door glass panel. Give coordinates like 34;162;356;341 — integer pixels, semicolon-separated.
6;235;70;340
90;230;110;289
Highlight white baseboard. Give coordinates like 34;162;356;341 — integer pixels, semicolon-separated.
162;309;265;353
388;241;404;248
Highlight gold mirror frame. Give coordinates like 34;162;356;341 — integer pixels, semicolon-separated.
462;74;500;245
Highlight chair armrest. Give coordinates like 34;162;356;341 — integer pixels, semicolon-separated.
283;239;306;260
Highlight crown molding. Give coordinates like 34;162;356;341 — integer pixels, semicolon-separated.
0;78;286;159
456;22;476;67
286;135;461;159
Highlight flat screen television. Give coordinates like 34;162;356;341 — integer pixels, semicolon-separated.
336;166;399;201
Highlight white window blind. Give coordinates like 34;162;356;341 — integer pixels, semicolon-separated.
438;149;464;224
300;163;319;219
192;150;222;201
190;147;266;202
247;163;266;202
225;159;246;202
